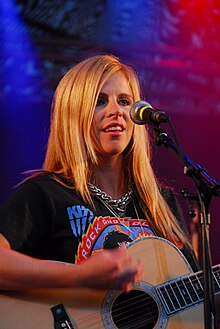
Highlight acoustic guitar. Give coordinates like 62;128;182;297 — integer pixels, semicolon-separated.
0;236;219;328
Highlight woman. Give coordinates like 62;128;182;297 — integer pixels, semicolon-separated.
0;54;197;292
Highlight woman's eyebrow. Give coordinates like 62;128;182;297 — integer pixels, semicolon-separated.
119;93;133;99
97;92;133;101
98;92;106;97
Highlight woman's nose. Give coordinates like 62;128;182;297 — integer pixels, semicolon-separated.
106;101;123;118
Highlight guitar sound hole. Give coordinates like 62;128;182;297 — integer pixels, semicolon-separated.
111;289;158;329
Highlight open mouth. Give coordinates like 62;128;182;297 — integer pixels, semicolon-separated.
103;126;124;132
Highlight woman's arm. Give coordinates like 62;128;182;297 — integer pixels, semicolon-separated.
0;234;143;291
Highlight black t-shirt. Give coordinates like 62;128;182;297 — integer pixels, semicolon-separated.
0;173;198;271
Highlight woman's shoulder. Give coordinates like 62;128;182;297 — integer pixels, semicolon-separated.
21;171;71;186
15;171;75;196
159;184;184;220
159;184;175;200
1;172;80;211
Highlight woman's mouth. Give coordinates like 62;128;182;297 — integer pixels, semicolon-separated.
104;126;123;132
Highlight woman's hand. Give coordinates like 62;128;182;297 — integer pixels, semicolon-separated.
77;244;144;291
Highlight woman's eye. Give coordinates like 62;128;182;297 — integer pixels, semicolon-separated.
119;99;131;106
96;98;106;106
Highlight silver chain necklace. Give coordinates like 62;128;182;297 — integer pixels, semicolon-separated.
88;183;133;217
88;183;145;235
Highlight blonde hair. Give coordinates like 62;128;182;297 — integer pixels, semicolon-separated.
43;54;188;246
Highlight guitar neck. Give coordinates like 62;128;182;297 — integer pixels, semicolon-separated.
156;264;220;315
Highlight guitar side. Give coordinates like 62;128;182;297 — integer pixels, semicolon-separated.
0;237;205;329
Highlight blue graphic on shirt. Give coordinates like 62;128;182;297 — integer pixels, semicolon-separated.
92;221;154;253
67;205;94;237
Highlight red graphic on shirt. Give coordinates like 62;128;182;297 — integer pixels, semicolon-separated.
76;217;120;263
75;216;154;264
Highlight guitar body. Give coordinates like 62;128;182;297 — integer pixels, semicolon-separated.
0;237;206;328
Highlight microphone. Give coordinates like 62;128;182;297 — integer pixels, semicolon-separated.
130;100;169;125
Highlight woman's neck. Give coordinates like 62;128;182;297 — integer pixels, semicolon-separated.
92;156;126;199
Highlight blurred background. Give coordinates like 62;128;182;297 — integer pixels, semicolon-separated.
0;0;220;267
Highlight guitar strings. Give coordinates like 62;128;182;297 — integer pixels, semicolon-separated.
71;266;220;328
71;293;159;328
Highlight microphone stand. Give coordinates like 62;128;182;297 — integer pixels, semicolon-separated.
152;125;219;329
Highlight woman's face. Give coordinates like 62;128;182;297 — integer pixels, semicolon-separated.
91;71;134;159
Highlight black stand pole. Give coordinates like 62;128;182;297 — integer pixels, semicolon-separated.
153;126;218;329
201;210;213;328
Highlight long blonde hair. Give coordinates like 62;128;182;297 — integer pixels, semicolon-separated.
44;54;188;246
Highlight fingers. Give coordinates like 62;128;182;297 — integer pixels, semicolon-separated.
109;247;144;291
80;245;144;291
112;244;133;272
119;261;143;285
